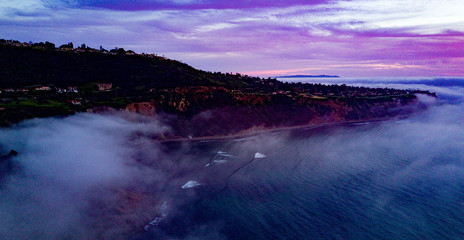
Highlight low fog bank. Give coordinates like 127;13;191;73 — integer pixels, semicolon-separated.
161;97;464;239
0;82;463;239
0;112;181;239
279;77;464;102
290;101;464;239
198;92;464;239
0;110;280;239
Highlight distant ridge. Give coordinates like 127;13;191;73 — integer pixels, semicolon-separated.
277;75;340;78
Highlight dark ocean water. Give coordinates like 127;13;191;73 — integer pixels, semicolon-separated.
1;78;464;239
139;114;464;240
137;78;464;239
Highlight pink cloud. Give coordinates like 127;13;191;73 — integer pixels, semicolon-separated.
70;0;331;10
1;0;463;77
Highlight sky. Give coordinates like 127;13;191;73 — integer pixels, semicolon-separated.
1;0;463;77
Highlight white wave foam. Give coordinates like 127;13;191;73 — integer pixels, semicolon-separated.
395;120;408;124
144;201;168;231
213;160;228;164
352;122;371;126
304;126;318;130
160;201;168;217
233;136;257;141
217;153;235;158
181;180;201;189
254;152;266;158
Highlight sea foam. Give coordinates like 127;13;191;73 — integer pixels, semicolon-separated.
181;180;201;189
144;201;168;231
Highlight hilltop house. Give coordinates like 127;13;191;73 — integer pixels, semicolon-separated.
59;42;74;51
35;86;51;91
70;100;81;105
96;83;112;91
2;88;29;92
56;86;78;93
67;86;78;93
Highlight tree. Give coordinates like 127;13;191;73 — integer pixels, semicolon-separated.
117;48;126;55
44;41;55;49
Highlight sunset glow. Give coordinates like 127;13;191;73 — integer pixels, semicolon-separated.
1;0;463;77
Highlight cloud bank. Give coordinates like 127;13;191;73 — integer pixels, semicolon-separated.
1;0;463;77
0;113;173;239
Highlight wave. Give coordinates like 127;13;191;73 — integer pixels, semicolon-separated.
213;160;228;164
181;180;201;189
144;201;168;231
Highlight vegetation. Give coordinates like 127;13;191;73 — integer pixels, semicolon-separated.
0;40;434;136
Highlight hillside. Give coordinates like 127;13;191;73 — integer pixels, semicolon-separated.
0;41;433;138
0;44;266;90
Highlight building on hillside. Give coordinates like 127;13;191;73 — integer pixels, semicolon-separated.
35;86;51;91
59;42;74;51
12;41;30;47
12;41;21;47
67;86;78;93
3;88;29;92
96;83;112;91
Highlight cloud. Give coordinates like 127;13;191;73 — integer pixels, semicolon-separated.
0;112;172;239
1;0;463;77
64;0;330;10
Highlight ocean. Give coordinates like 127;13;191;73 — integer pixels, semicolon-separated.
1;77;464;239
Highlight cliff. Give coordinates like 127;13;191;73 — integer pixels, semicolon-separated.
0;41;433;137
127;86;425;138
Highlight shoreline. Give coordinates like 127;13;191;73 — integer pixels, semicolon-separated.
157;116;402;144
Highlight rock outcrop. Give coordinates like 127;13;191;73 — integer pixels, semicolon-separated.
140;89;426;138
125;102;156;116
0;149;19;185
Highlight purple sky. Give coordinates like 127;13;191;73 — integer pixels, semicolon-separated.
1;0;463;77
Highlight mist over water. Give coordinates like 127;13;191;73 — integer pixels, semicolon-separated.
1;79;464;239
278;77;464;102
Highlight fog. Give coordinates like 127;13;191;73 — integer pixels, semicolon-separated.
278;77;464;102
0;113;172;239
1;81;464;239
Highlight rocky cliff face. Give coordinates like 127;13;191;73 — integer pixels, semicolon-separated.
179;96;420;137
126;87;425;138
126;102;156;116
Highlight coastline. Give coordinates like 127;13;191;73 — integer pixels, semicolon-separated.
156;116;401;144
